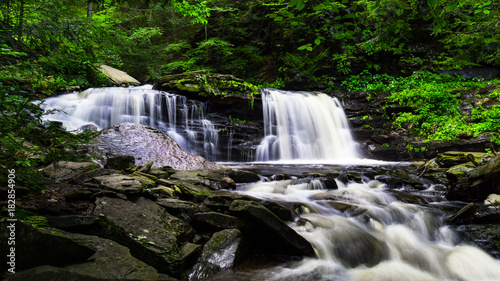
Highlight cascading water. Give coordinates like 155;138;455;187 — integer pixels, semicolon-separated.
256;89;358;162
208;176;500;281
41;85;220;160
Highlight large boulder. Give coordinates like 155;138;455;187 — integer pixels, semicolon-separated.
0;221;174;280
89;122;227;170
93;196;195;277
229;200;315;257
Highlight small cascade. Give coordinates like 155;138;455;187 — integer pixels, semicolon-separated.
256;89;358;162
41;86;220;161
231;178;500;281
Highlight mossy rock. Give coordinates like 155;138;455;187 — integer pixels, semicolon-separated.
153;70;259;101
437;151;485;168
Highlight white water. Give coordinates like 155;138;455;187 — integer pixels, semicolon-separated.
256;89;359;162
40;86;220;160
231;178;500;281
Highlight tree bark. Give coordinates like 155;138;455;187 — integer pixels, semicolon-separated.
87;1;93;20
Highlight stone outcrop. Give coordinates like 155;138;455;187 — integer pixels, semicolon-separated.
89;122;227;170
99;64;140;86
7;159;318;279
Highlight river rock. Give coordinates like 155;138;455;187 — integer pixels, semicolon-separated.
93;196;194;277
228;169;262;183
156;198;200;221
191;212;253;231
89;122;227;170
229;199;315;256
188;229;246;281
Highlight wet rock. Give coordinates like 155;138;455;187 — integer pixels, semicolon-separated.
181;243;203;268
203;194;293;221
156;198;200;220
228;169;262;183
448;203;477;224
89;122;227;170
43;161;100;181
446;156;500;201
104;155;135;170
93;197;194;277
457;225;500;258
191;212;253;231
78;124;98;132
188;229;246;281
229;199;315;256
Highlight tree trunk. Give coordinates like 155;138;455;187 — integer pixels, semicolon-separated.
15;0;25;50
87;1;93;19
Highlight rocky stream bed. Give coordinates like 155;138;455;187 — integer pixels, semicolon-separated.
2;122;500;280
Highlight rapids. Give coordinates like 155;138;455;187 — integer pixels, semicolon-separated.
205;174;500;281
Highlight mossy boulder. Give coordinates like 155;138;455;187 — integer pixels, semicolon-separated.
153;70;259;101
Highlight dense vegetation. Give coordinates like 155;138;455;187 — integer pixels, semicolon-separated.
1;0;499;186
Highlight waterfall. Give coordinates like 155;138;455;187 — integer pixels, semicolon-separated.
41;85;220;161
256;89;358;162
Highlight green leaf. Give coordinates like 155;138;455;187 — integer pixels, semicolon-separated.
396;9;404;16
297;0;306;11
289;0;299;6
483;9;491;14
427;0;437;9
315;38;321;45
274;16;284;22
446;2;458;11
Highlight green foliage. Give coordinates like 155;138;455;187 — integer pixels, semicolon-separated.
0;83;96;189
379;71;500;144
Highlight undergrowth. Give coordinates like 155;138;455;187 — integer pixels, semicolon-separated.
342;70;500;144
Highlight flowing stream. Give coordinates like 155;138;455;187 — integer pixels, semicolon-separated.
208;173;500;281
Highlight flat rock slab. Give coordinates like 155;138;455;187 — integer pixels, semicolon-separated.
93;174;143;194
43;161;100;181
99;64;140;86
89;122;227;170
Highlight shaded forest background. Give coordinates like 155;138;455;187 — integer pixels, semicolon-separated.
1;0;499;92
